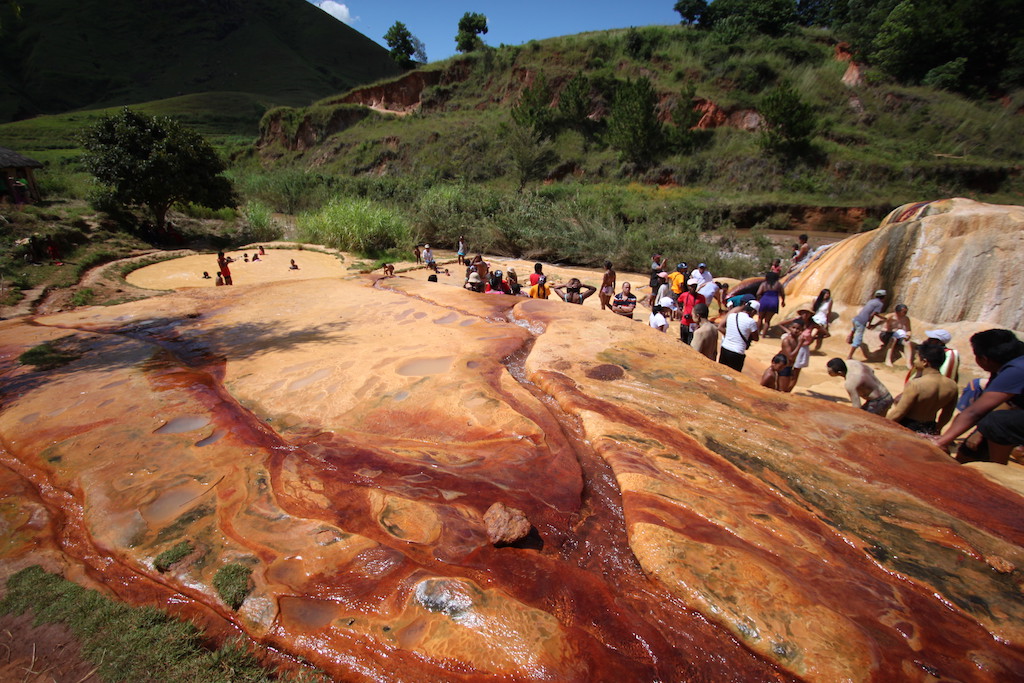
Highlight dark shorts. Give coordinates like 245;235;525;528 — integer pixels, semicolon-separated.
977;409;1024;446
779;367;793;377
861;392;893;416
718;347;745;372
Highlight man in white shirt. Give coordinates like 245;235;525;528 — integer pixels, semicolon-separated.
649;304;668;332
717;300;760;371
692;262;713;288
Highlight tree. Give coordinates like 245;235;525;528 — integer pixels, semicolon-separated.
674;0;709;25
503;121;556;191
667;84;703;151
605;77;662;165
703;0;799;36
80;108;235;230
455;12;488;53
758;83;816;154
511;72;554;137
558;73;591;128
383;21;417;69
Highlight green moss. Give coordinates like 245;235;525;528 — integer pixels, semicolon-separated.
154;540;193;572
214;563;253;610
18;339;80;370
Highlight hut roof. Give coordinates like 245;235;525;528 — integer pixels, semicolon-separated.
0;147;43;169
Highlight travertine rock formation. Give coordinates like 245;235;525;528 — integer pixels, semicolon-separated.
787;198;1024;331
1;273;1023;681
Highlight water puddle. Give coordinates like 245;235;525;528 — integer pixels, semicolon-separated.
433;313;459;325
279;596;345;630
460;319;476;327
140;480;211;525
392;391;410;402
195;429;226;447
154;415;210;434
289;368;332;391
396;357;454;377
19;413;38;424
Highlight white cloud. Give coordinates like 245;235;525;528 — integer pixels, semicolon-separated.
312;1;357;25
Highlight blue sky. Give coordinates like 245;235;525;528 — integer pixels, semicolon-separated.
306;1;681;62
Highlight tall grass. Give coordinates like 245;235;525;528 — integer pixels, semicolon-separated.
297;197;410;253
239;201;283;243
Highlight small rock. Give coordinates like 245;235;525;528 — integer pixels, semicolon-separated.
483;502;531;545
986;555;1016;574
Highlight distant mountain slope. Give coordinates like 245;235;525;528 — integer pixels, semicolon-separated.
0;0;401;122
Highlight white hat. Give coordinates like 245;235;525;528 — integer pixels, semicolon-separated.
874;289;887;297
747;300;760;311
467;271;481;283
925;329;952;344
687;278;700;286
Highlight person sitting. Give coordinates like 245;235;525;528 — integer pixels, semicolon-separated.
289;259;299;270
553;278;596;304
507;267;522;295
529;275;551;299
530;262;545;285
487;270;510;294
826;358;893;416
762;354;789;391
611;282;637;318
888;345;958;435
931;329;1024;464
251;253;261;262
649;304;668;332
215;273;224;286
422;244;435;268
258;245;266;255
465;270;485;293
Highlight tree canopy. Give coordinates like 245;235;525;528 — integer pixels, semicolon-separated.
455;12;488;53
80;108;235;230
384;21;417;69
605;77;662;164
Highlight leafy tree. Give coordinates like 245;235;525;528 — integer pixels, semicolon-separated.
411;36;428;64
704;0;799;36
502;121;556;191
511;72;554;137
80;108;235;231
455;12;488;53
558;73;591;128
674;0;708;25
758;83;816;154
667;84;702;151
384;21;417;69
605;77;662;165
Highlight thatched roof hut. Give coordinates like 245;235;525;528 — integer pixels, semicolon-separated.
0;147;43;204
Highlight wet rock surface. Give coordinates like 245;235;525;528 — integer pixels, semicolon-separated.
0;272;1022;681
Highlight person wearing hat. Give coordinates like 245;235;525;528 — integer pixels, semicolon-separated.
529;274;551;299
906;329;960;382
677;278;706;345
464;270;484;293
847;289;889;360
931;329;1024;464
506;267;521;295
888;344;958;435
600;261;616;311
667;263;689;302
717;300;760;371
693;262;713;289
422;244;435;268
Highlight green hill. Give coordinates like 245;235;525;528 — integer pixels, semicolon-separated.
0;0;400;123
255;26;1024;209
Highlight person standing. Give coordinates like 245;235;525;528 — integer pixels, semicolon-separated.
529;262;544;285
826;358;893;416
677;278;706;345
811;288;833;349
690;303;719;360
646;254;668;307
755;271;786;336
217;251;233;286
888;345;958;434
847;290;888;360
600;261;616;311
718;300;760;371
457;236;467;265
692;263;713;289
666;263;688;307
882;304;912;367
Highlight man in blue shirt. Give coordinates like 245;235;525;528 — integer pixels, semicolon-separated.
932;329;1024;464
847;289;888;360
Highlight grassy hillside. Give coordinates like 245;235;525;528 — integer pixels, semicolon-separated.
0;0;400;123
256;25;1024;207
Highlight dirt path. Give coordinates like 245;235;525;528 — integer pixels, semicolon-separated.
0;613;100;683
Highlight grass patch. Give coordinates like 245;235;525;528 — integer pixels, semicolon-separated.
69;288;95;307
18;339;81;370
214;563;253;610
154;541;194;572
0;566;322;682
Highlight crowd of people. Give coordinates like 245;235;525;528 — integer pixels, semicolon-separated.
416;241;1023;465
210;245;298;285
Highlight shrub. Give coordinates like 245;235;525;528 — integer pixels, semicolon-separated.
298;197;410;253
70;288;95;307
154;541;193;572
239;201;283;243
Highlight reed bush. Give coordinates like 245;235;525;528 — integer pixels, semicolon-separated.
298;197;410;253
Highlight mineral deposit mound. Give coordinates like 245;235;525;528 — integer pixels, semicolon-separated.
1;264;1023;681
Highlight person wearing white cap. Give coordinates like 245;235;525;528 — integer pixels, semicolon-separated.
847;289;889;360
422;244;434;268
717;299;760;371
693;262;713;288
906;329;960;382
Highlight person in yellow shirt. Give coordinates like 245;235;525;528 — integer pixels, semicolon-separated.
529;275;551;299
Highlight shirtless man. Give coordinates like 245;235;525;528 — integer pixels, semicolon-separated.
690;303;719;360
599;261;616;311
553;278;596;304
826;358;893;416
882;304;912;367
888;345;957;434
762;354;790;391
778;320;803;391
